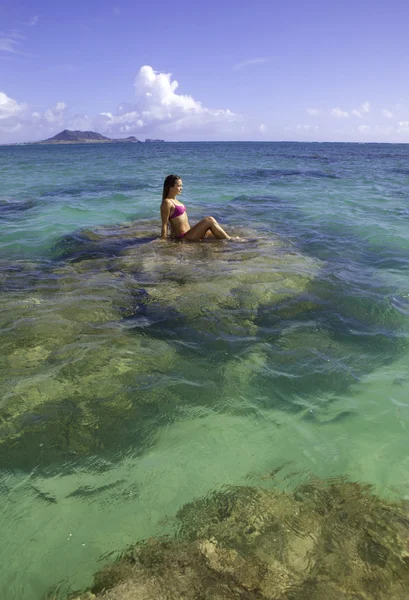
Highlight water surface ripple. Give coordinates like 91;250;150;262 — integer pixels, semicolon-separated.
1;142;409;599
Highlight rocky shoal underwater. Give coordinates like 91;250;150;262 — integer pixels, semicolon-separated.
2;219;409;599
46;477;409;600
1;218;407;471
0;218;323;469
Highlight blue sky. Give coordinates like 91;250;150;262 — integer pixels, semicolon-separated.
1;0;409;143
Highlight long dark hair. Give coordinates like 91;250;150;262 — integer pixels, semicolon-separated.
162;174;180;201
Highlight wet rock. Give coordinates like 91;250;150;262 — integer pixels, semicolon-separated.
1;220;405;472
50;222;157;261
61;479;409;600
0;332;179;468
116;233;323;340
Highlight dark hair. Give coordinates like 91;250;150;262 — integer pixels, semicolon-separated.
162;174;180;201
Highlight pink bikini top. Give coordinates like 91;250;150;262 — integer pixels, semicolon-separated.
169;201;186;221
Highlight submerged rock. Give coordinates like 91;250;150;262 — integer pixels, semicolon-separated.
53;478;409;599
0;263;180;467
0;330;179;468
50;222;158;261
2;219;408;469
116;230;323;341
1;222;325;465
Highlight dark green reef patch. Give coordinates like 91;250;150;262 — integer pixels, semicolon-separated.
0;197;37;219
229;168;340;183
50;222;157;261
48;477;409;600
39;178;150;199
1;219;409;471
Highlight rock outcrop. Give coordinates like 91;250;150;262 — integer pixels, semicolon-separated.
52;478;409;599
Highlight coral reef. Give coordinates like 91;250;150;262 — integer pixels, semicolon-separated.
1;220;407;469
52;478;409;599
0;223;323;468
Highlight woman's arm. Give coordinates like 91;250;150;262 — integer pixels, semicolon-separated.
160;201;171;239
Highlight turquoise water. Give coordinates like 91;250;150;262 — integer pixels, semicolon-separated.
1;142;409;599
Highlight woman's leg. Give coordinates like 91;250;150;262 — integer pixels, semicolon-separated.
183;217;230;240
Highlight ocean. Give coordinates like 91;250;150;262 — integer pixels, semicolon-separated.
1;141;409;599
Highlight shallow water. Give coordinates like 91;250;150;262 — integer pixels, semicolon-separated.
1;142;409;599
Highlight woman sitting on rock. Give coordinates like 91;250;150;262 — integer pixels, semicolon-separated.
160;174;230;241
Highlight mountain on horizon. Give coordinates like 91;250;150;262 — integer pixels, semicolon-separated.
43;129;141;143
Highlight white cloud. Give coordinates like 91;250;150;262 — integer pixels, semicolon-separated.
382;109;393;118
0;32;22;53
0;91;28;119
331;107;349;118
0;38;15;52
397;121;409;132
352;101;370;118
94;65;237;137
232;57;269;71
1;19;34;53
0;92;68;140
296;124;319;132
259;124;267;133
356;122;409;139
306;108;320;116
68;113;92;130
134;65;200;114
44;102;67;124
358;124;370;133
0;66;238;143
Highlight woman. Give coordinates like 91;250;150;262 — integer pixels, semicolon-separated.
160;174;230;240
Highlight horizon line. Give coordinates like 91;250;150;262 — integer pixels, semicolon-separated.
2;139;409;146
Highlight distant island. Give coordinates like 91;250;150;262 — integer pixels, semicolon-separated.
0;130;166;146
39;130;142;144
